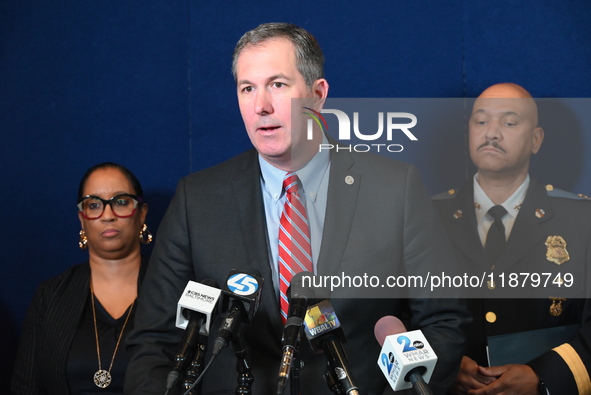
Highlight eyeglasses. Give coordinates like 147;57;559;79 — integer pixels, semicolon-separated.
77;193;143;220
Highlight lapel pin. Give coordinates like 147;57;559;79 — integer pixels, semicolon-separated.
344;175;354;185
453;210;463;219
535;208;545;218
487;279;495;290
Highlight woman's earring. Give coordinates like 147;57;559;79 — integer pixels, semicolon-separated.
79;230;88;250
139;224;153;245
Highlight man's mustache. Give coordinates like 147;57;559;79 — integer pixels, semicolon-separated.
477;140;506;154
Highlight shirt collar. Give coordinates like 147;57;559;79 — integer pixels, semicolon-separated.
259;134;330;202
473;173;530;223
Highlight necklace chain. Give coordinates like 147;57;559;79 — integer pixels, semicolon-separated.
90;286;134;388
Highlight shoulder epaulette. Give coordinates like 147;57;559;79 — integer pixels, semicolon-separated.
432;188;458;200
545;184;591;201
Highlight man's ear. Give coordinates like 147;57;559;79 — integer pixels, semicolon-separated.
532;126;544;154
312;78;329;110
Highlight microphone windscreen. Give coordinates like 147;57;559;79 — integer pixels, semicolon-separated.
290;271;315;300
374;315;406;346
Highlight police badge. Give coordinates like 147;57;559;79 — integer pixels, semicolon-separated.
545;235;570;265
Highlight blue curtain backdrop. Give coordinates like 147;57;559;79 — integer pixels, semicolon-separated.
1;1;590;389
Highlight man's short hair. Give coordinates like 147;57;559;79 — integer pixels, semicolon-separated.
232;22;325;89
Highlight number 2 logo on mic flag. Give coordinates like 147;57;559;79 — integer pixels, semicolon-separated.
227;273;259;296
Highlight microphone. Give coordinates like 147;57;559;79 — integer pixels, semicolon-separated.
303;300;360;395
180;270;264;395
175;279;222;336
165;279;222;394
212;268;264;355
375;316;437;395
277;272;315;395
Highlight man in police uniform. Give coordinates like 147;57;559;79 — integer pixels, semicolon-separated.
433;83;591;394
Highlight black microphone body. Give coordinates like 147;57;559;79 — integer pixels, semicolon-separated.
212;300;245;355
180;270;263;395
173;310;206;372
213;269;264;355
277;272;315;394
304;300;360;395
321;333;360;395
407;369;433;395
166;279;221;394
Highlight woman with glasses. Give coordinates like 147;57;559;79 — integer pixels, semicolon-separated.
11;162;151;394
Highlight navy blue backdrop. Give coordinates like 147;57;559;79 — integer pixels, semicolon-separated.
2;0;590;389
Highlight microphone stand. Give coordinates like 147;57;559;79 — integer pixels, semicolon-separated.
233;336;253;394
290;347;301;395
182;340;207;395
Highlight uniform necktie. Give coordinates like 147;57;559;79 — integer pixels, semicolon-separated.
278;173;313;323
485;205;507;264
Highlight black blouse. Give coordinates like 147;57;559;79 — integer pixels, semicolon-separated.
67;294;136;394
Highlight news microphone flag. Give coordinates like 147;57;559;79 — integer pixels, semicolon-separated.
176;280;222;336
303;300;344;351
377;330;437;391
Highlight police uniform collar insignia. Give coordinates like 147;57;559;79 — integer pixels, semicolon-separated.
545;235;570;265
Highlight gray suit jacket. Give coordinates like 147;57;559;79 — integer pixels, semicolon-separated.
125;148;469;395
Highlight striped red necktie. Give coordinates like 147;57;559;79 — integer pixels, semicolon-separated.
278;173;313;323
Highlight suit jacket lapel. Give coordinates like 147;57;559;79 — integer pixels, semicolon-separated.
230;150;283;330
498;178;552;270
231;151;270;275
317;150;360;277
439;183;488;271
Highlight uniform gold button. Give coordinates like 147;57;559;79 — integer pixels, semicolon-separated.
485;312;497;323
546;184;554;192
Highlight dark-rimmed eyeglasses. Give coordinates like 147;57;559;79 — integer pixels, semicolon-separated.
77;193;143;220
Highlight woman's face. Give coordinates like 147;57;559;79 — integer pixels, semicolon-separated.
78;167;147;260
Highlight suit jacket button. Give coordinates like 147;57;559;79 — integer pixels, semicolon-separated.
485;311;497;323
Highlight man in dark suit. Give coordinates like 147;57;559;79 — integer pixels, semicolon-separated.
125;22;469;394
434;83;591;394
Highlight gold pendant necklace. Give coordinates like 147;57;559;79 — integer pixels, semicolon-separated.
90;288;134;388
